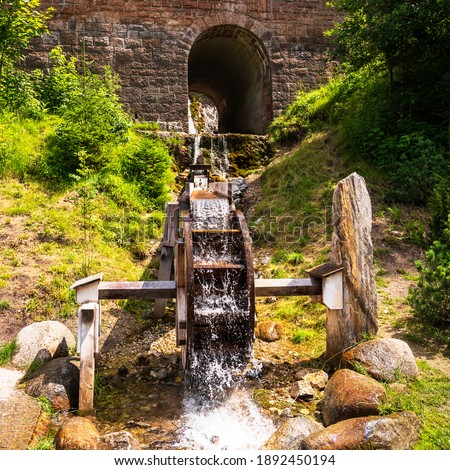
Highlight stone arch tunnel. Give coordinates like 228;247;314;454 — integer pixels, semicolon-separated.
188;25;272;134
31;1;340;134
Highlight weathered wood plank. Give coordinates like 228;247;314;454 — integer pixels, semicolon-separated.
78;303;97;415
97;279;322;299
255;278;322;297
98;281;176;300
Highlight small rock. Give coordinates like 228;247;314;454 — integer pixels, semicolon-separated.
23;357;80;410
300;409;310;416
294;369;329;391
255;321;283;342
55;417;100;450
289;380;316;402
389;383;408;394
262;416;324;450
280;408;293;417
99;431;141;450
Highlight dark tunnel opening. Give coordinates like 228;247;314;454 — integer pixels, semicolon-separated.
188;25;272;134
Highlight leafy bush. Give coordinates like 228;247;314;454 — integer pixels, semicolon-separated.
374;132;448;204
408;218;450;326
43;56;131;178
120;136;173;209
429;172;450;242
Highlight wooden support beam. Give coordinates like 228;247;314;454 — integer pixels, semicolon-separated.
95;278;322;300
154;202;179;318
78;303;99;415
98;281;176;300
255;278;322;297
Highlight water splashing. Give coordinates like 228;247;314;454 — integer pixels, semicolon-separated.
178;388;275;450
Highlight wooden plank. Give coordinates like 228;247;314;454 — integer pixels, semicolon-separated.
176;287;187;346
255;278;322;297
98;281;176;300
163;202;179;248
78;303;97;415
154;202;178;317
153;246;174;317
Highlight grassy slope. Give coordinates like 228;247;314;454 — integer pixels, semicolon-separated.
250;129;450;449
0;119;449;448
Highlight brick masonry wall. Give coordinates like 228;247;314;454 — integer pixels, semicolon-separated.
30;1;341;132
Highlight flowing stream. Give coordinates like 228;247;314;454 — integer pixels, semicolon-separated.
175;194;276;449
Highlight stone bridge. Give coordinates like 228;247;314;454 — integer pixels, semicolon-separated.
32;1;340;133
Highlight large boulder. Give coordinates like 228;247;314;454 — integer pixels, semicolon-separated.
262;416;324;450
23;357;80;410
55;417;100;450
321;369;385;426
343;338;419;382
303;412;420;450
12;321;76;369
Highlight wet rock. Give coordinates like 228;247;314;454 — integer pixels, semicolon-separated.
294;368;329;391
12;321;76;369
321;369;385;426
23;357;79;410
99;431;141;450
262;416;324;450
342;338;419;382
289;380;315;402
55;417;100;450
255;321;283;342
302;412;420;450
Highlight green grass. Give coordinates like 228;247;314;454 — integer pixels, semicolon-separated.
380;361;450;449
0;339;17;366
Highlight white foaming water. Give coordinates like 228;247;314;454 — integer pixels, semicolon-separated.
178;388;276;450
191;198;230;230
179;189;274;450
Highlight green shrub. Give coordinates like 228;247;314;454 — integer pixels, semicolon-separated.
429;172;450;242
408;219;450;326
43;59;131;178
374;132;448;204
120;136;173;209
0;67;45;119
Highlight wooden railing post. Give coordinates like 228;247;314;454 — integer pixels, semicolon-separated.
77;302;100;415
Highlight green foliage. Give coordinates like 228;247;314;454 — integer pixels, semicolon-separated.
0;339;17;366
0;113;55;179
269;77;345;143
326;0;450;146
408;219;450;326
43;55;131;178
429;172;450;242
373;131;448;204
120;135;173;209
0;0;53;76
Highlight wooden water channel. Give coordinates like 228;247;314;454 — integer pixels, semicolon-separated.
71;169;377;414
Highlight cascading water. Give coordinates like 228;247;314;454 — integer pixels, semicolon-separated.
177;196;276;450
210;135;230;178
